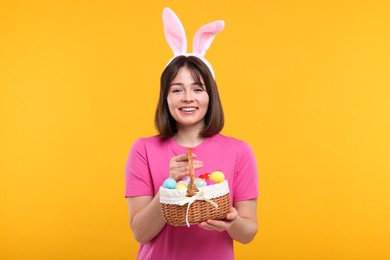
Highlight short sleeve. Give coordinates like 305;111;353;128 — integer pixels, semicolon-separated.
124;139;154;197
233;141;259;202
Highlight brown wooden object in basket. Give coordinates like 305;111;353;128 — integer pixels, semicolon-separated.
186;148;198;197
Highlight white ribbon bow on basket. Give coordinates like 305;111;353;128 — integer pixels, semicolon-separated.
178;190;219;227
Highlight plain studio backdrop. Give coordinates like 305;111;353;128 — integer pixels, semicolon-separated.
1;0;389;259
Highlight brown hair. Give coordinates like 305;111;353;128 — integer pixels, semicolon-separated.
155;56;224;138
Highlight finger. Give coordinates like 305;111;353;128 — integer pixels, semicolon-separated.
176;165;190;172
198;222;215;231
225;211;238;221
173;153;196;162
192;160;203;165
174;161;189;168
206;219;224;226
192;161;203;169
177;171;190;180
174;160;202;170
172;154;189;162
226;213;236;221
203;221;226;231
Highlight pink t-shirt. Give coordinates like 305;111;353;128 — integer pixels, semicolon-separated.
125;134;259;260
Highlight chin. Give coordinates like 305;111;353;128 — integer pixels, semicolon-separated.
177;120;204;128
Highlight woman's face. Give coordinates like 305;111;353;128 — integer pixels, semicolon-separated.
167;66;209;131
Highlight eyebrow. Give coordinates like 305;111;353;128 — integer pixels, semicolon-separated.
170;82;205;87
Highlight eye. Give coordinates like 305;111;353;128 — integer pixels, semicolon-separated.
171;89;183;94
193;83;206;93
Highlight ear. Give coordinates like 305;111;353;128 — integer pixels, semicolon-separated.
192;20;225;57
162;8;187;56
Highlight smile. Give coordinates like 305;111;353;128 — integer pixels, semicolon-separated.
179;107;198;112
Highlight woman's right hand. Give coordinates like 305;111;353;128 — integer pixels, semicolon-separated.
169;153;203;181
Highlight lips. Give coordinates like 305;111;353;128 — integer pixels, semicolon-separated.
179;107;198;112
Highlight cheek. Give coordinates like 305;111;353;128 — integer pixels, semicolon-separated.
166;96;174;108
201;95;210;108
166;97;177;116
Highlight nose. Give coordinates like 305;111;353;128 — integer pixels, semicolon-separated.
182;90;194;102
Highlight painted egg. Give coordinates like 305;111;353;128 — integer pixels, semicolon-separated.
199;173;210;180
177;181;188;187
206;179;216;186
181;176;190;183
194;178;207;188
163;178;177;189
175;183;187;190
209;171;225;183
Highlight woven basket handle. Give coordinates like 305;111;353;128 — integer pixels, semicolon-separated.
186;148;199;197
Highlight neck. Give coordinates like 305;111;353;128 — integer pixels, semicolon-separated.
175;126;205;148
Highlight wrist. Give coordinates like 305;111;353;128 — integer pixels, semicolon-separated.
227;215;240;231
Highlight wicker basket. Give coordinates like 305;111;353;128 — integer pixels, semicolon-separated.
160;148;231;226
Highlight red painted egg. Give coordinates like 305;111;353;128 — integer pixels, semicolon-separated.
199;173;210;180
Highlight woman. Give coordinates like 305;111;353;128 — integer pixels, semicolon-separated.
125;56;259;260
125;8;258;260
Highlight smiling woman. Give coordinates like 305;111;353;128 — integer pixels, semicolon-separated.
125;53;259;260
124;7;259;260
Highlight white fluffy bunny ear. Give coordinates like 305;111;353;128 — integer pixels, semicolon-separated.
192;21;225;57
162;8;187;56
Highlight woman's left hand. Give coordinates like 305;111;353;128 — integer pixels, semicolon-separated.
198;207;238;232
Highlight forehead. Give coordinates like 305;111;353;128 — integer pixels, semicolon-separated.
172;66;204;83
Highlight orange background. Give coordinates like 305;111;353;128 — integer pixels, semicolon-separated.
1;0;390;259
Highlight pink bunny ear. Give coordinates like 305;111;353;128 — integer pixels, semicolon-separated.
192;21;225;57
162;8;187;56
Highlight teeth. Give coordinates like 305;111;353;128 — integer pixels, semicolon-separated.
180;107;197;112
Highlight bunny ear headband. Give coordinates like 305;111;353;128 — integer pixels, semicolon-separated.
162;8;225;78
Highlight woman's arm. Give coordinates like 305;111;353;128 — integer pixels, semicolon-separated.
226;199;258;243
127;192;166;244
198;199;258;244
127;152;203;244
